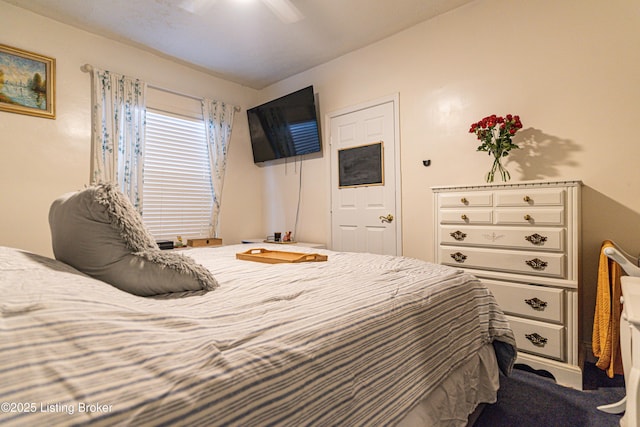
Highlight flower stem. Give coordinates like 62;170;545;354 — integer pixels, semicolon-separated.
486;155;511;183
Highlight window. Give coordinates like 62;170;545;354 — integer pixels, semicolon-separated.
142;109;213;241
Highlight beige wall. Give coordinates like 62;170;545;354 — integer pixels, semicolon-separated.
259;0;640;348
2;0;639;352
0;2;263;256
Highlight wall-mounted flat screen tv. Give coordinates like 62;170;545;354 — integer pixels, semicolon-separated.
247;86;321;163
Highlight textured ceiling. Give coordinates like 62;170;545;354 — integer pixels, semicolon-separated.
4;0;475;89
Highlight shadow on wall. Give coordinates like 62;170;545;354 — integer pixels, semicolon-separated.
505;128;582;180
581;186;640;355
582;186;640;260
495;127;640;347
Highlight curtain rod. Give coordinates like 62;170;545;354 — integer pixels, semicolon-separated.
81;64;241;112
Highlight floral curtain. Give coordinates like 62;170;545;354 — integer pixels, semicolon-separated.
90;67;146;211
202;99;237;238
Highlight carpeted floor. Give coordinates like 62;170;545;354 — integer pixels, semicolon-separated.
473;363;626;427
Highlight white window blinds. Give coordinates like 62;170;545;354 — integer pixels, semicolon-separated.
142;109;213;241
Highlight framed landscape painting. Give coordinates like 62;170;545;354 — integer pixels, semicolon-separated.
0;44;55;119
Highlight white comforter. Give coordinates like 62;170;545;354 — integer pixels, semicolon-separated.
0;244;515;426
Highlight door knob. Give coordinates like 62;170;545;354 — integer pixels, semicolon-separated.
379;214;394;223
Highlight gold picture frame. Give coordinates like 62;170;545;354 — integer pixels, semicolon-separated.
338;141;384;188
0;44;55;119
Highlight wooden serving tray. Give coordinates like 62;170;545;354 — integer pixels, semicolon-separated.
236;248;328;264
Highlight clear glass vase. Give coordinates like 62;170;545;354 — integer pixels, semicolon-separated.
486;154;511;183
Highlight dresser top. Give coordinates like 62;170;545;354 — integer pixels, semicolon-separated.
431;179;582;192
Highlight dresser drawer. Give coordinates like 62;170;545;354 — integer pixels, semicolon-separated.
508;315;565;361
496;188;565;207
494;207;565;226
440;226;564;251
439;247;566;278
483;279;564;323
439;191;493;208
440;209;493;225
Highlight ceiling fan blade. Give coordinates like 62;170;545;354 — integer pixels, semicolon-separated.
261;0;304;23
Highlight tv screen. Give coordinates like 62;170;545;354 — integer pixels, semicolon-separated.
247;86;321;163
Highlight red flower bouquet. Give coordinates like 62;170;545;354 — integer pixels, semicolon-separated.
469;114;523;182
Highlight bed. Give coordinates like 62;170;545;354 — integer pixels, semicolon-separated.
0;244;514;426
0;184;516;426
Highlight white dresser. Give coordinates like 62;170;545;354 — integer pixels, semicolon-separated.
432;180;582;389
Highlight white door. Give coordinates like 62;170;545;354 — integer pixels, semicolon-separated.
329;97;400;255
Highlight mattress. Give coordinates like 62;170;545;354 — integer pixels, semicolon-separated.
0;244;515;426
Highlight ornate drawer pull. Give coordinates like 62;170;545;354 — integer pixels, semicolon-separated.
525;258;548;270
450;252;467;263
525;332;548;347
461;197;468;204
523;196;532;202
450;230;467;241
461;214;468;220
524;214;532;221
525;233;548;245
525;297;548;310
